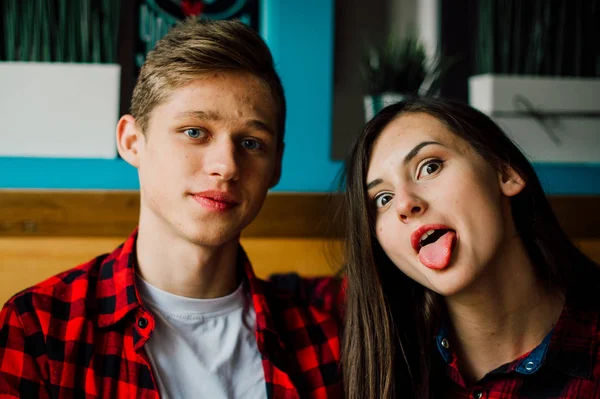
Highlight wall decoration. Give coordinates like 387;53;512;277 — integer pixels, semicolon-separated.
135;0;259;68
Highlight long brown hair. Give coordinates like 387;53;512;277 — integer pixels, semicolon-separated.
341;97;598;398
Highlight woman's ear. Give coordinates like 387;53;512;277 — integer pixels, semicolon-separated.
116;115;143;168
498;165;526;197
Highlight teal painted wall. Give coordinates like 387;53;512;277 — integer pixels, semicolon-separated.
0;0;598;194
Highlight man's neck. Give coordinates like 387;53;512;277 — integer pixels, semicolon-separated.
444;237;565;384
135;218;241;299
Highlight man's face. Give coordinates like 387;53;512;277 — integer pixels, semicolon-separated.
128;71;281;247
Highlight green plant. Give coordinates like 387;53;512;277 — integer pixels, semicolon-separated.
361;33;450;96
1;0;120;63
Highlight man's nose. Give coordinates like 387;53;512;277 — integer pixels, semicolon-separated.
203;139;240;182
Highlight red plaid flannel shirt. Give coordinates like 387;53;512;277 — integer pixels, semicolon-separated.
436;286;600;398
0;231;344;398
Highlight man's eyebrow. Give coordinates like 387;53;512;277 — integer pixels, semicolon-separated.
403;141;443;165
245;119;275;137
365;141;444;191
177;110;222;121
176;110;275;136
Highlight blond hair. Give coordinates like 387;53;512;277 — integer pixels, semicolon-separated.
130;18;286;147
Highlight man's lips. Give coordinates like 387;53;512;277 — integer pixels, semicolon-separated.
410;224;453;252
191;190;240;210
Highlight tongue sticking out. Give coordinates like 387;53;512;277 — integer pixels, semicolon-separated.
418;231;456;270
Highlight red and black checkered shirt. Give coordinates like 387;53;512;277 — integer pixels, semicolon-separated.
436;287;600;398
0;231;344;398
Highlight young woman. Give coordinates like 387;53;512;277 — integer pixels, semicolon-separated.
341;97;600;398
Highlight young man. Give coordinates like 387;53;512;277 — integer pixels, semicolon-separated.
0;19;342;398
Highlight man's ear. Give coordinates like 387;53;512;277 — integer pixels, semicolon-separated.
116;115;143;168
269;143;284;188
498;164;526;197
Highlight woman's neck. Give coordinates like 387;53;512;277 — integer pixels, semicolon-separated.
444;239;565;384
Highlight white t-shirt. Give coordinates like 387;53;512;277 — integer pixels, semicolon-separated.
136;276;266;399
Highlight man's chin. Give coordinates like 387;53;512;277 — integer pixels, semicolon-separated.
181;224;243;248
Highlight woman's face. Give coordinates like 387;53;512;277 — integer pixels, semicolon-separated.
365;112;524;297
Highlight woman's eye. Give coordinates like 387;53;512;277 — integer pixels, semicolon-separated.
374;193;393;209
242;139;262;151
418;159;443;178
183;128;204;139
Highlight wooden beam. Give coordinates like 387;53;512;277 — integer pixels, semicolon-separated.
0;190;598;239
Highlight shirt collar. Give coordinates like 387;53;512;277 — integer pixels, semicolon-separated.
95;228;141;327
240;247;287;351
94;228;283;351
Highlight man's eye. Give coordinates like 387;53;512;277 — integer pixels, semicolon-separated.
374;193;393;208
183;128;203;139
242;139;262;150
418;159;443;178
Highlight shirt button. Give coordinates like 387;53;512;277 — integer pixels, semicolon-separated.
472;389;484;399
441;338;450;349
138;317;149;329
524;361;536;371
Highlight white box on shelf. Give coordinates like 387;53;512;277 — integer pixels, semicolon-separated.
0;62;121;159
468;74;600;164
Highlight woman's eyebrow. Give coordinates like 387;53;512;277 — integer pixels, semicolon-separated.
366;178;383;191
366;141;445;191
403;141;443;165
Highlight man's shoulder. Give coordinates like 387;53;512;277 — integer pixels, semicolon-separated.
4;253;109;320
258;273;344;392
262;273;345;320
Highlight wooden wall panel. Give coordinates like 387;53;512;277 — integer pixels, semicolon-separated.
1;191;599;306
0;191;343;238
1;191;598;239
577;239;600;265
